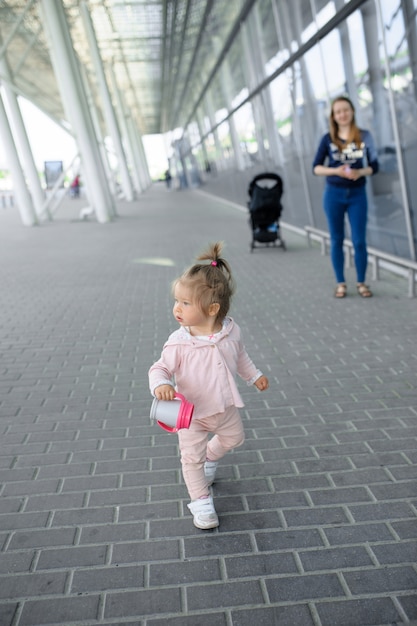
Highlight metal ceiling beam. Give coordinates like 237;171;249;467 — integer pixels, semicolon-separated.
0;0;37;60
166;0;191;128
169;0;214;131
12;23;42;78
181;0;258;133
163;0;180;130
159;0;169;130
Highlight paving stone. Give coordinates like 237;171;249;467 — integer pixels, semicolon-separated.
148;614;228;626
398;595;417;620
255;528;324;551
187;580;264;610
112;539;181;564
282;506;349;527
0;550;35;574
104;587;182;618
51;506;115;526
0;570;67;600
371;540;417;564
19;595;100;625
246;491;309;509
391;519;417;539
265;572;344;601
7;527;76;551
323;522;394;545
230;604;315;626
150;558;221;585
23;492;85;512
349;501;415;522
299;545;374;571
309;486;373;505
315;597;402;626
343;565;417;594
71;563;145;592
0;603;18;626
35;545;107;570
225;551;298;578
370;482;417;500
0;511;49;531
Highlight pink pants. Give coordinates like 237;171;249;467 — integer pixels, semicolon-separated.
177;405;245;501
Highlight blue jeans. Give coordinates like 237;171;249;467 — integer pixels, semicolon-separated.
323;184;368;283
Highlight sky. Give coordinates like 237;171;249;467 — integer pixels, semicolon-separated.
0;96;169;181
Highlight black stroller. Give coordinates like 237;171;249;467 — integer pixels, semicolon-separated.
247;172;286;252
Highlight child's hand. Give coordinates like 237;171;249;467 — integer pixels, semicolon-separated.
154;384;176;400
255;375;269;391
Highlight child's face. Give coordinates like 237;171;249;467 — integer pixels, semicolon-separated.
173;283;208;329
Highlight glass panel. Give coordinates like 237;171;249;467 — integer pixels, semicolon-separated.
374;0;417;257
180;0;417;263
234;102;257;168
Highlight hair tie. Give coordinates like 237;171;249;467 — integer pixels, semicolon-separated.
211;260;217;266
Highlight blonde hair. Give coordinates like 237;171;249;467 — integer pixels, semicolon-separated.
329;96;362;151
173;242;235;321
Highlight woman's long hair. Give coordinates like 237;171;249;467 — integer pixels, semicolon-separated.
329;96;362;151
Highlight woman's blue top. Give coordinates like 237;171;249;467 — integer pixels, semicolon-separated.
312;129;379;188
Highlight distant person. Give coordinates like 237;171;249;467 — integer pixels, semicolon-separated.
165;169;172;188
70;175;80;198
148;242;269;529
313;96;379;298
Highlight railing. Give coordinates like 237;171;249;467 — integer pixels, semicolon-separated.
304;225;417;298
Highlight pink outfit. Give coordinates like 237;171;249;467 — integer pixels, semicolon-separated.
148;317;263;500
149;317;262;418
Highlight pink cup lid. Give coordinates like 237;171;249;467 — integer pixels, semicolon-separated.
156;393;194;433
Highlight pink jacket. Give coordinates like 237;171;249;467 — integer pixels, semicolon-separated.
148;317;262;419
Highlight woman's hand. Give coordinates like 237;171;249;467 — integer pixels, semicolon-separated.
154;384;176;400
255;375;269;391
333;164;354;178
339;165;369;180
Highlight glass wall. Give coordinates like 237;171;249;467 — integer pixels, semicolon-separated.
181;0;417;261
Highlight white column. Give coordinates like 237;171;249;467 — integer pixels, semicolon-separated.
130;119;150;189
0;33;49;220
361;2;392;147
80;2;134;201
251;6;284;166
401;0;417;101
375;0;416;260
40;0;114;223
81;63;117;203
240;21;267;162
107;64;143;194
333;0;361;119
0;91;37;226
217;53;245;170
204;91;224;169
136;128;151;188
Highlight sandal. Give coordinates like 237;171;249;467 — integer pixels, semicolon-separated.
334;283;347;298
357;283;372;298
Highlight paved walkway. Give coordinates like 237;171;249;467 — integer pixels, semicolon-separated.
0;184;416;626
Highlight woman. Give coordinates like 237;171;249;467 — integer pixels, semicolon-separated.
313;96;379;298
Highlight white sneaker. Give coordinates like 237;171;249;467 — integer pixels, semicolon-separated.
204;460;218;486
187;496;219;529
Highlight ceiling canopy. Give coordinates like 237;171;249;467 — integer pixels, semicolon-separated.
0;0;252;137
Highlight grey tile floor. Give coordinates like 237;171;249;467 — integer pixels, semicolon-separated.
0;184;416;625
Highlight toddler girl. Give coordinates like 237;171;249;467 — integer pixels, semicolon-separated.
148;242;269;529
